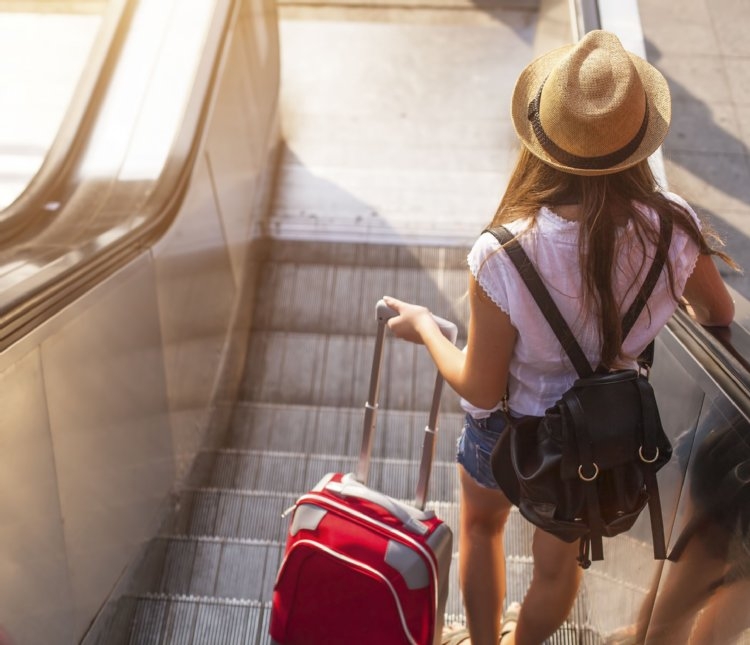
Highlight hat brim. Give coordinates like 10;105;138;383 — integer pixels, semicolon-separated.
511;43;671;177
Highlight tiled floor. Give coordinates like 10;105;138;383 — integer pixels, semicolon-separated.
273;0;570;246
638;0;750;298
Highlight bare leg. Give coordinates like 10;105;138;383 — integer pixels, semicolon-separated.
457;464;513;645
640;529;727;644
689;576;750;644
629;561;663;644
505;528;582;645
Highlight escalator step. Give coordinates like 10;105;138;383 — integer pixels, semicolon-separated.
253;260;469;337
169;490;299;542
131;537;282;601
169;489;464;542
127;595;266;645
190;449;459;502
166;489;537;558
241;329;464;411
227;401;465;463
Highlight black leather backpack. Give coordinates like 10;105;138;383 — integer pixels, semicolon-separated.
487;222;673;568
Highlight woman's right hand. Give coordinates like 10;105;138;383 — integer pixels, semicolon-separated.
382;296;437;345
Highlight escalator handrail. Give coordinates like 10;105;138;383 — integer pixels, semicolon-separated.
668;305;750;421
0;0;270;353
0;0;136;236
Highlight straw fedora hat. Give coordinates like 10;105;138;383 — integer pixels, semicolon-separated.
511;30;671;176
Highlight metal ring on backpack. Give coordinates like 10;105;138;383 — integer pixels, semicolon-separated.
578;463;599;481
735;460;750;484
638;446;660;464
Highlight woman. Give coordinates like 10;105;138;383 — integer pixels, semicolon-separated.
384;30;736;645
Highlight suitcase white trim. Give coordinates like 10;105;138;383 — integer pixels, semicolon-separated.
278;491;440;607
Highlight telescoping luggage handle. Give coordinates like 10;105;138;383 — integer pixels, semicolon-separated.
356;299;458;510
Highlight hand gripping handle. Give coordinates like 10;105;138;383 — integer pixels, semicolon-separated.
375;300;458;344
356;299;458;509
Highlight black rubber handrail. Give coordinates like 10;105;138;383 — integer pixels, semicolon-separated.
668;307;750;420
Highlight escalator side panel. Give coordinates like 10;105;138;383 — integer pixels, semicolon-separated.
0;0;281;642
0;254;174;644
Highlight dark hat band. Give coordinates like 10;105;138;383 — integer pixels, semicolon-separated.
527;81;650;171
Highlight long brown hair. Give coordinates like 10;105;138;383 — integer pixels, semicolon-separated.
489;148;736;367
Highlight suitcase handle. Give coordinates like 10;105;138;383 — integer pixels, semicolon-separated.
356;299;458;509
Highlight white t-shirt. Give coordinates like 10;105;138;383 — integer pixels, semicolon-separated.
462;193;701;418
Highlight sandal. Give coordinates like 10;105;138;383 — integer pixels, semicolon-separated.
441;623;471;645
499;602;521;644
603;625;638;645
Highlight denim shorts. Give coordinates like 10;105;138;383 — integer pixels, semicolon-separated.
456;411;509;490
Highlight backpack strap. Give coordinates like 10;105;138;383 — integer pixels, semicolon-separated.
641;390;668;560
485;227;593;378
621;217;673;339
484;219;673;377
563;388;605;565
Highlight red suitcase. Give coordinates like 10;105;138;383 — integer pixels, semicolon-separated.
269;300;457;645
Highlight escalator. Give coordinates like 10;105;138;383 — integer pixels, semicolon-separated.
1;0;749;643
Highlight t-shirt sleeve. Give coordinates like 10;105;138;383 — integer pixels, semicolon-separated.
665;192;702;296
467;232;513;318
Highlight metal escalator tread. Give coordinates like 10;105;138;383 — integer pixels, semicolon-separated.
169;488;461;542
228;401;465;460
241;329;465;411
127;595;268;645
132;536;283;600
252;260;469;337
191;448;460;503
109;233;608;643
169;489;300;542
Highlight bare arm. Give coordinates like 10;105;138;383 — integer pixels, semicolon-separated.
383;273;517;409
681;254;735;327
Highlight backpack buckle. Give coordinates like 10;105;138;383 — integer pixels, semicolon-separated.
639;446;660;464
578;463;599;481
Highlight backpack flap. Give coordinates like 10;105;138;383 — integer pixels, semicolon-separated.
561;370;645;477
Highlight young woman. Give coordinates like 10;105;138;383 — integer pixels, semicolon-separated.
383;30;736;645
